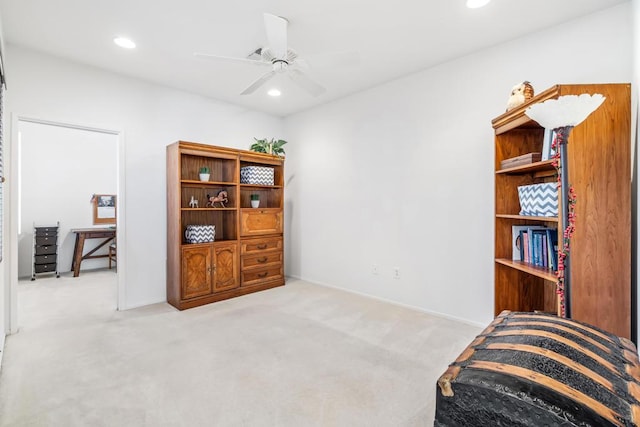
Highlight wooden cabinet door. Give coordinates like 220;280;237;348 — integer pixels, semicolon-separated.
213;243;239;292
181;245;213;299
240;209;283;236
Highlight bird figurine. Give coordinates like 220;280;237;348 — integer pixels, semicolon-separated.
506;81;534;111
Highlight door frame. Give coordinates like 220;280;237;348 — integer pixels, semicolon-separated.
7;114;126;333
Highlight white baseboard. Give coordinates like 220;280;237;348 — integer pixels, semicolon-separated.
286;275;488;329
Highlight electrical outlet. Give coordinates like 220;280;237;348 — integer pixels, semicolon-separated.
372;264;378;275
393;267;400;279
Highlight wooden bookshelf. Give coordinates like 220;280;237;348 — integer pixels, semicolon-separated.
492;84;631;338
167;141;285;310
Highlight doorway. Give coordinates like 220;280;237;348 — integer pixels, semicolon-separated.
8;117;125;332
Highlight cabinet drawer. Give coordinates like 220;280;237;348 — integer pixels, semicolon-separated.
35;245;57;255
35;236;57;246
35;254;57;265
34;263;57;273
240;209;283;237
35;228;57;237
241;266;283;287
242;251;282;270
241;237;283;255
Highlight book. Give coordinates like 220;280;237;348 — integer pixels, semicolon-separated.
521;231;529;263
512;225;545;261
531;229;548;267
546;228;559;271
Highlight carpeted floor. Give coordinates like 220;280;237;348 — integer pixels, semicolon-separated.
0;271;481;426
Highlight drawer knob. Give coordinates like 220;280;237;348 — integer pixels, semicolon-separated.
256;244;267;249
257;257;267;263
258;272;268;278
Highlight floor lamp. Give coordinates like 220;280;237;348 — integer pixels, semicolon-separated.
524;94;605;318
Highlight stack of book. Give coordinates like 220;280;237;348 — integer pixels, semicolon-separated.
500;152;541;170
512;225;558;271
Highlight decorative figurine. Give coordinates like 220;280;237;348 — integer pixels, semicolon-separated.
506;81;534;111
189;196;199;208
207;189;228;208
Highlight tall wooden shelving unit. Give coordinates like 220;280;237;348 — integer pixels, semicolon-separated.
492;83;631;339
167;141;285;310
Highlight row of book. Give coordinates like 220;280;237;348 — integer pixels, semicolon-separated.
512;225;558;271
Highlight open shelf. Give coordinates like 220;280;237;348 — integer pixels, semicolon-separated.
182;180;236;186
181;239;235;247
495;258;556;281
181;208;236;211
496;214;559;223
496;160;556;175
240;184;283;189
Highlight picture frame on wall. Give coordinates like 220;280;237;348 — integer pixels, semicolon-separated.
92;194;116;225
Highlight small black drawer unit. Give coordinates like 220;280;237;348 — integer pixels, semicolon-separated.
32;223;60;280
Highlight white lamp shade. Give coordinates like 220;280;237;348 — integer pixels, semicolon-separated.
525;94;606;130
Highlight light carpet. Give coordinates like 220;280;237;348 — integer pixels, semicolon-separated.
0;270;481;426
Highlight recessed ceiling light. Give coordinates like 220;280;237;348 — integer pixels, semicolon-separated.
466;0;491;8
113;37;136;49
267;88;281;97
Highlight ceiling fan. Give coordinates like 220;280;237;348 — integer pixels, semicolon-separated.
194;13;326;97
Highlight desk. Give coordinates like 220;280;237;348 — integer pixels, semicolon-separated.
70;227;116;277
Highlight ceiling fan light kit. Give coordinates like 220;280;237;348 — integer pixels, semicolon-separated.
194;13;326;97
466;0;491;8
113;37;136;49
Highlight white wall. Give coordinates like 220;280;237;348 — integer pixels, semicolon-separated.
0;8;6;351
4;46;283;309
18;121;117;278
284;4;633;327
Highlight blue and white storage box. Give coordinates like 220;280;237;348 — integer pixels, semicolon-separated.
184;225;215;244
240;166;274;186
517;183;558;217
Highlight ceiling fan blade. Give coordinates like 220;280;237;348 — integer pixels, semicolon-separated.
288;69;326;97
241;70;276;95
194;52;270;67
264;13;287;59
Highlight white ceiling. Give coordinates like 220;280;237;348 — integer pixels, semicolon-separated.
0;0;628;117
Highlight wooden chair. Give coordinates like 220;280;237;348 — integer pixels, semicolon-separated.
108;241;117;269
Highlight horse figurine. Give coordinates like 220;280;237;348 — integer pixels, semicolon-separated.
207;190;228;208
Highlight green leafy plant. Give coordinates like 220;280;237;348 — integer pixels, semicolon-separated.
199;166;210;174
250;138;287;157
250;194;260;201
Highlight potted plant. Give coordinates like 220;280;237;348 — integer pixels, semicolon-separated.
199;167;210;182
250;193;260;208
250;138;287;157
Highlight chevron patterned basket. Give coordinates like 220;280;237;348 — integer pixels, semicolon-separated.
517;183;558;217
184;225;215;244
240;166;274;185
